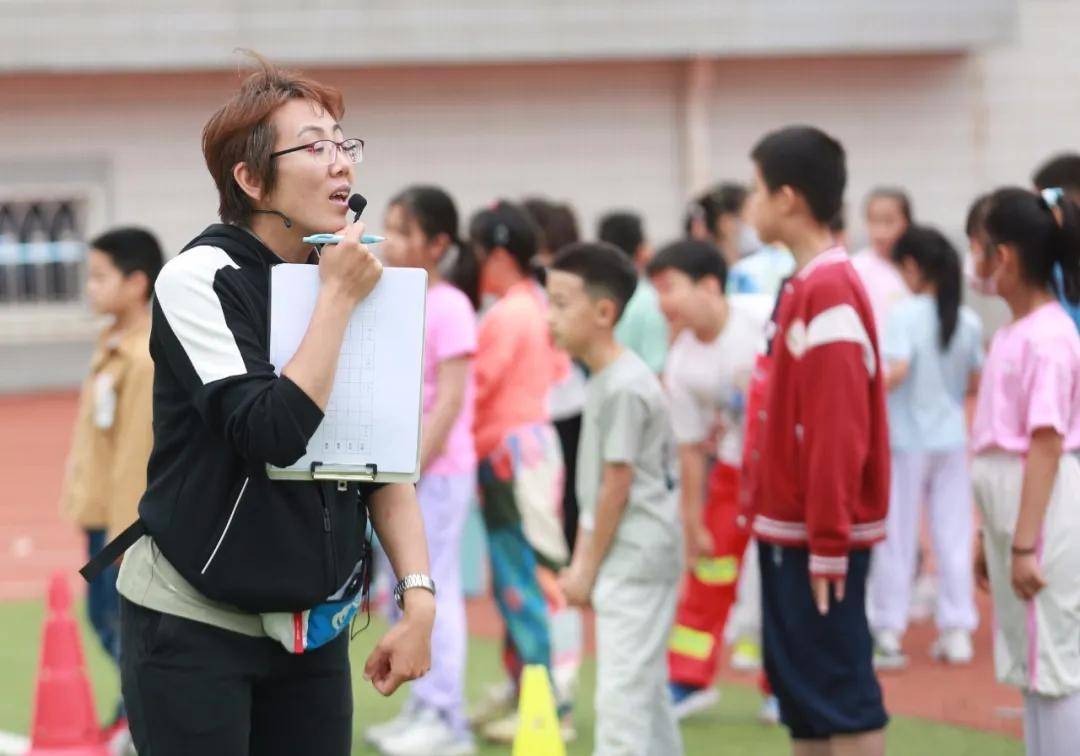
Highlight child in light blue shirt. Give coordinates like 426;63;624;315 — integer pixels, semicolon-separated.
867;225;982;669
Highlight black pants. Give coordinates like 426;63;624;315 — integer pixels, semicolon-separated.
120;597;353;756
554;413;582;552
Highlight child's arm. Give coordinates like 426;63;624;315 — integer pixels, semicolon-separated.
559;462;633;606
881;303;911;392
678;443;712;562
884;360;909;391
798;296;875;612
108;359;155;535
1010;427;1062;600
419;356;469;471
473;311;514;411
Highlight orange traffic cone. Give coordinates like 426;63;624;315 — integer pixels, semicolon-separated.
27;572;108;756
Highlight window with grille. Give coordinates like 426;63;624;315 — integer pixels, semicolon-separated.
0;198;86;305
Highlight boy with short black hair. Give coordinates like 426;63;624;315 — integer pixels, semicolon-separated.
547;242;684;756
743;125;889;754
598;210;669;373
646;239;773;720
59;226;164;740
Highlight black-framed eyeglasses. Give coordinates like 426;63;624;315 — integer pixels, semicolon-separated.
269;138;364;166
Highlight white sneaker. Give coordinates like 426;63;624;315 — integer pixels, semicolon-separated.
365;700;419;747
467;681;516;727
729;637;763;672
757;695;781;726
378;707;476;756
670;684;721;721
872;630;909;671
478;711;577;745
931;629;974;665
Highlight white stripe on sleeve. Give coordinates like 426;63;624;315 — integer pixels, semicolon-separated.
155;246;246;385
805;303;876;377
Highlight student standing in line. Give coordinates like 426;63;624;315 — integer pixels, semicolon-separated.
1032;153;1080;332
866;225;982;670
744;125;889;755
645;239;773;720
851;187;912;332
970;186;1080;756
467;201;575;744
59;226;163;746
368;185;479;756
520;196;587;731
547;241;684;756
598;210;669;374
685;183;756;273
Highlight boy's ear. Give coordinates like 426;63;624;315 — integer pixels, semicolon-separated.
595;295;618;327
233;162;264;203
777;185;800;215
124;270;152;301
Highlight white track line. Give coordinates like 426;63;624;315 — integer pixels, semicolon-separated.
0;731;27;756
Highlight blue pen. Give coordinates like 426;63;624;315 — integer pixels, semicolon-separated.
303;233;385;245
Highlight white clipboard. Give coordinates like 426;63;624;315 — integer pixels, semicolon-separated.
266;264;427;483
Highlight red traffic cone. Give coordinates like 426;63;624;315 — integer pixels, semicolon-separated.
27;572;108;755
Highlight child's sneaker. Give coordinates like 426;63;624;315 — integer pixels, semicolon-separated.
872;630;909;671
378;706;476;756
365;700;419;747
478;711;577;745
668;681;720;721
930;629;974;665
757;695;781;726
729;637;763;671
102;717;134;756
466;681;516;728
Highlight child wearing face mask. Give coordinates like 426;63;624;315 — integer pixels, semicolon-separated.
970;187;1080;756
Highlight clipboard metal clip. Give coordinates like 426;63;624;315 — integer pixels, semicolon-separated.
309;461;379;482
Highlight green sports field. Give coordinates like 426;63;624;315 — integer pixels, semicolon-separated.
0;599;1021;755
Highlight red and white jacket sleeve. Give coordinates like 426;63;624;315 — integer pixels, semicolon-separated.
795;284;876;579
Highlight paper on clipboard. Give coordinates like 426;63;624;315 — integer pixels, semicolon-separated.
267;264;427;482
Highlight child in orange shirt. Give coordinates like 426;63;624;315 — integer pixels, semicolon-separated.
467;201;573;742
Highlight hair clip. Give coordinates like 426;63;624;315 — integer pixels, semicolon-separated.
1041;187;1065;209
494;224;510;246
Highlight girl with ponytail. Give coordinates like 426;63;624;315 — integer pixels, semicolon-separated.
970;187;1080;756
371;185;477;754
866;225;983;669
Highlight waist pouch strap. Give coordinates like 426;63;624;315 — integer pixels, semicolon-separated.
79;519;146;583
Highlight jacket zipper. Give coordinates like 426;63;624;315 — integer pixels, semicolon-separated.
201;476;250;575
320;483;338;593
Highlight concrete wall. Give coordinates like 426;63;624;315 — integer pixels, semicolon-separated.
0;1;1014;72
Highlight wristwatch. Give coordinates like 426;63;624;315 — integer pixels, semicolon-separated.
394;573;437;610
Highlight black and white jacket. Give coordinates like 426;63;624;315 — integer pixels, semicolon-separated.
139;223;378;613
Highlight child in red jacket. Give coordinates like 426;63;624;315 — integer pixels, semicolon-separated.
743;125;889;755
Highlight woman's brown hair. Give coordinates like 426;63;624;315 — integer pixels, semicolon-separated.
202;52;344;225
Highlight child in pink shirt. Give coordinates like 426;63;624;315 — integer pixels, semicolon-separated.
851;188;912;332
970;186;1080;756
368;185;478;754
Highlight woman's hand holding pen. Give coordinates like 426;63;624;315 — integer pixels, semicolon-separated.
319;218;382;307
